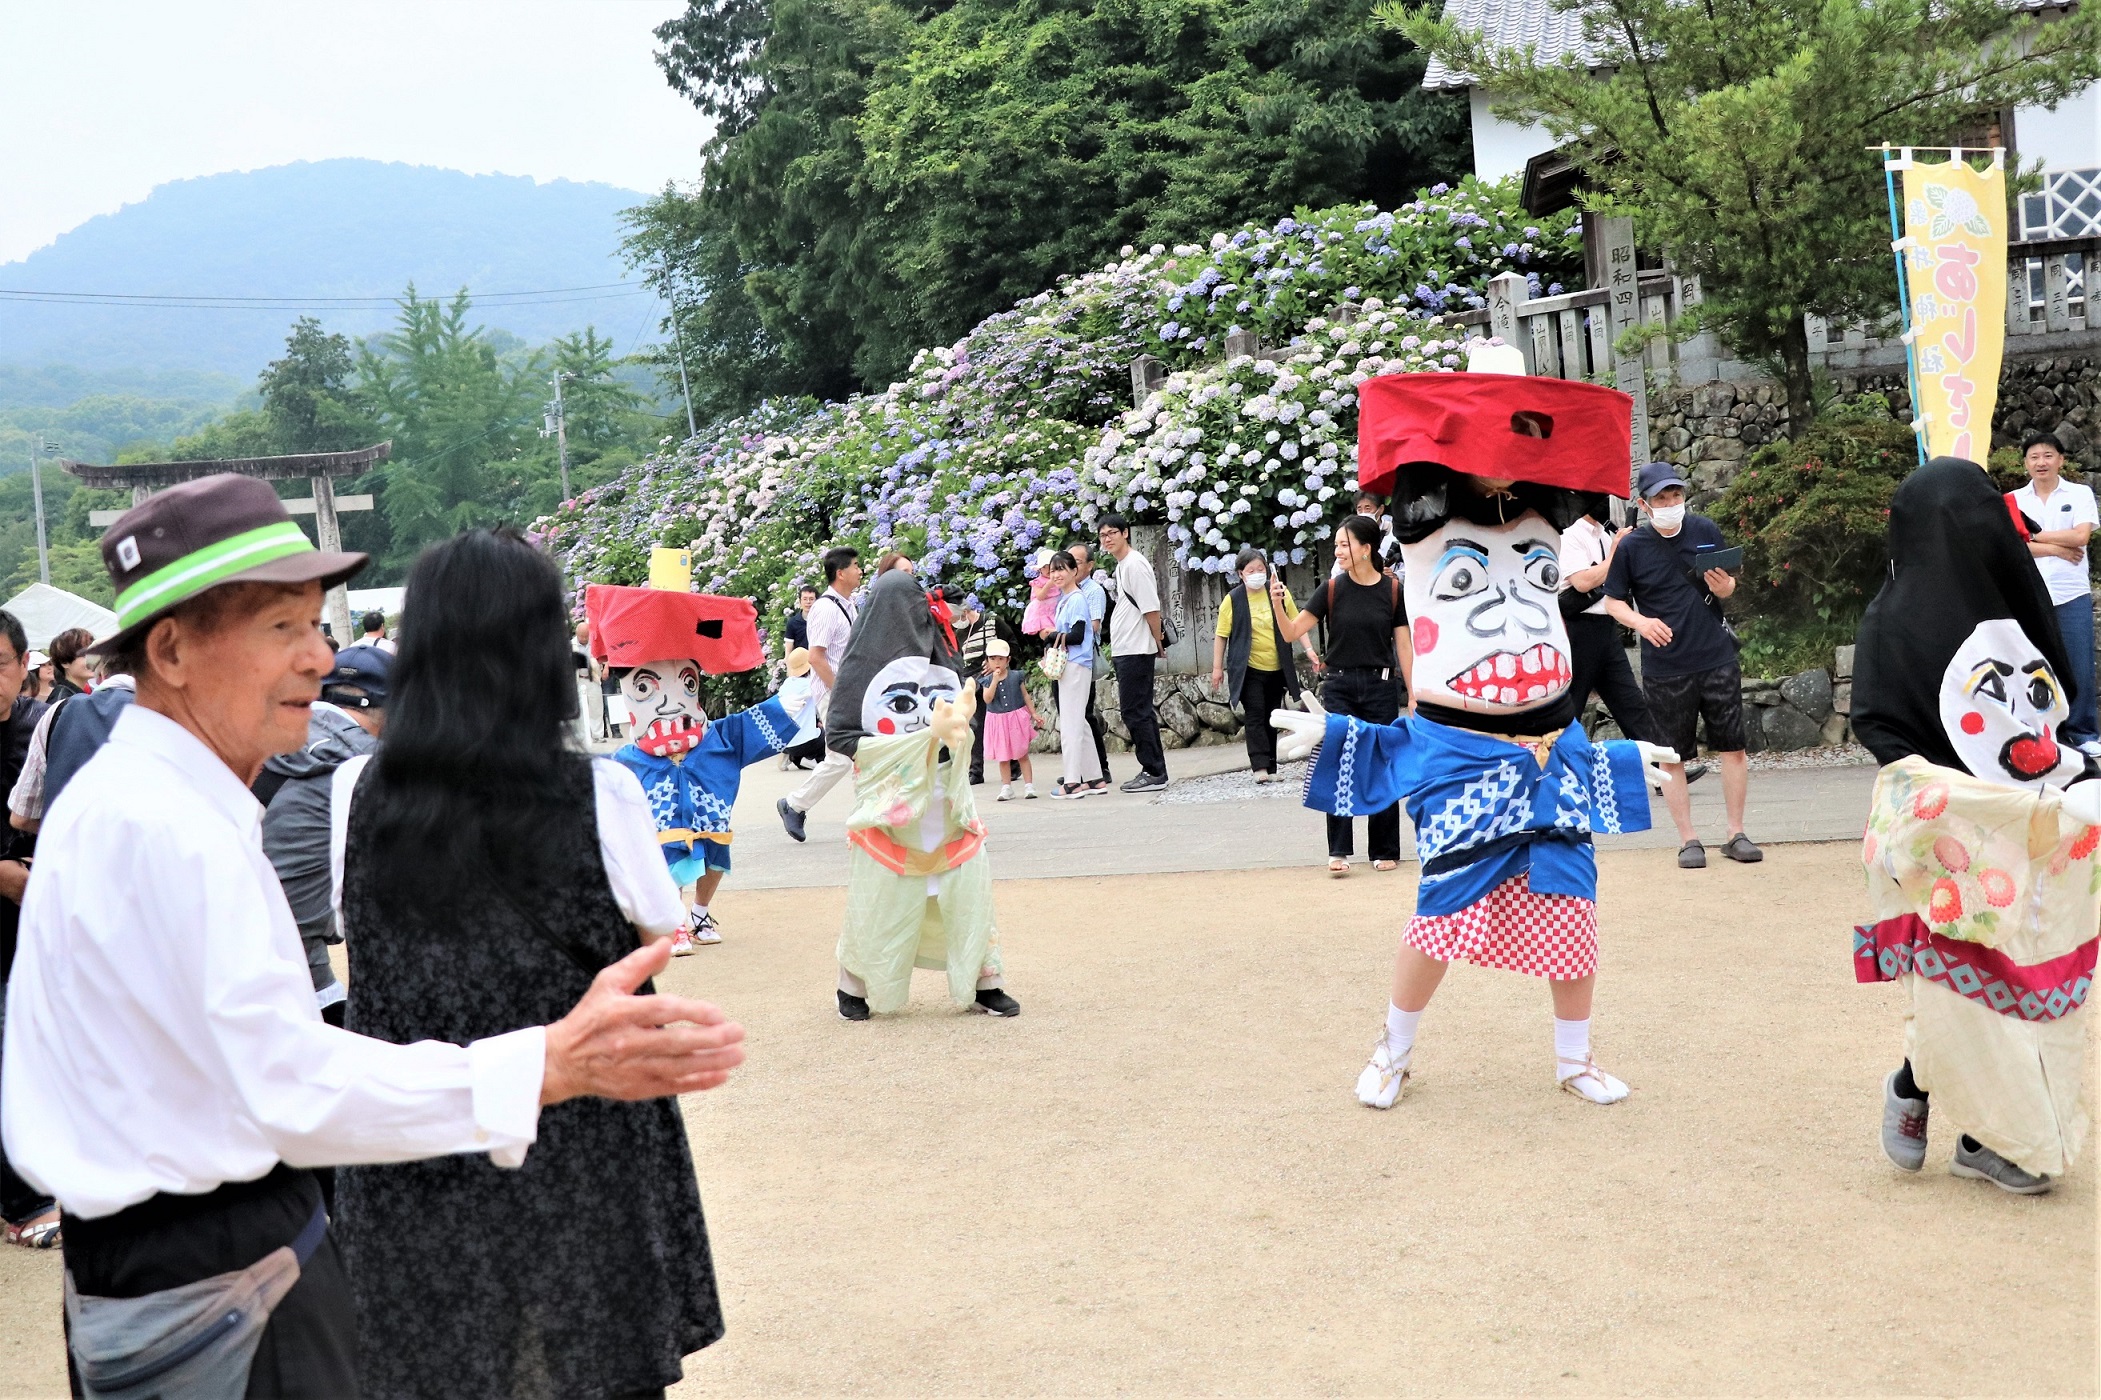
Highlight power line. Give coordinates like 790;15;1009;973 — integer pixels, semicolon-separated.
0;282;658;311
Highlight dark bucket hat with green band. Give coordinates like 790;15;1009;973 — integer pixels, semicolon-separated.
93;474;368;652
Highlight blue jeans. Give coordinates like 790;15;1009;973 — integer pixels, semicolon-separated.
2056;597;2099;746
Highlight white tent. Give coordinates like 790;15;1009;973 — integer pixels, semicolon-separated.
2;583;119;650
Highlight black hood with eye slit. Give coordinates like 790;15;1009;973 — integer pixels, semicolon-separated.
1851;457;2072;773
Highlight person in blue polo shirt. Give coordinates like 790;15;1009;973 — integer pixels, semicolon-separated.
1604;463;1762;869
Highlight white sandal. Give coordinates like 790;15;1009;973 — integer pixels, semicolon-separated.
6;1214;60;1250
1328;857;1350;877
1356;1032;1412;1109
1557;1054;1630;1104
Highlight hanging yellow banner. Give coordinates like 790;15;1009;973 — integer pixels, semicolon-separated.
1899;153;2007;463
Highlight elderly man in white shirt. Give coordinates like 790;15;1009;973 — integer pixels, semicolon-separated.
1;474;744;1398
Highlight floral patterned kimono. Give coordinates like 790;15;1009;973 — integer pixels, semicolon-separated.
837;721;1001;1013
1855;757;2096;1175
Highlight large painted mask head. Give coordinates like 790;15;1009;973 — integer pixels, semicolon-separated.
1401;511;1572;715
1937;619;2082;788
621;658;708;757
860;656;961;738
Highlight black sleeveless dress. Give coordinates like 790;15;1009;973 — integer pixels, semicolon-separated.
334;757;723;1400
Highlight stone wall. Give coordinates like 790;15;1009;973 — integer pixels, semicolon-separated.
1646;352;2098;504
1579;647;1854;753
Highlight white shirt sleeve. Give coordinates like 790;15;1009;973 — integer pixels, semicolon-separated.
1557;520;1601;581
591;758;688;937
174;810;544;1169
2073;484;2099;531
329;752;373;927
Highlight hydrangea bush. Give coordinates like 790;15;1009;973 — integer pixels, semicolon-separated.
539;179;1575;641
1083;306;1470;573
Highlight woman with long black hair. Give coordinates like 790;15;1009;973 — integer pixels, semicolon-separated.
1277;516;1410;874
330;528;727;1400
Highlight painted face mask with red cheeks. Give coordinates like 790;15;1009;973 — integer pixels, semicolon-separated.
1937;619;2083;788
1401;513;1572;715
621;659;708;757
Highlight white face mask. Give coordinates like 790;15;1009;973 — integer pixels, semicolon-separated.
1243;571;1267;591
1399;513;1572;714
1649;503;1686;532
1938;618;2083;788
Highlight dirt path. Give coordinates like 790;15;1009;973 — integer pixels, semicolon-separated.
2;843;2091;1396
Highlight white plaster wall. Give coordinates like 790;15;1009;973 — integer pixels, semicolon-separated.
1469;87;1554;182
2018;83;2100;172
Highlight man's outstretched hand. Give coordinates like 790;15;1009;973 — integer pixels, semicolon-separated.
541;940;746;1105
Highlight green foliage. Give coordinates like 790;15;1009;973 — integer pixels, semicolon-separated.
634;0;1472;412
1389;0;2101;432
1712;397;1917;665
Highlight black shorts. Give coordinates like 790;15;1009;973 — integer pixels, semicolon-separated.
1643;658;1747;758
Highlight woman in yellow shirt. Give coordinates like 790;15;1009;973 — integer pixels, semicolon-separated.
1212;547;1320;781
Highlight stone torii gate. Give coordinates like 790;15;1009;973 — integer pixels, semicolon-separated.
64;443;389;643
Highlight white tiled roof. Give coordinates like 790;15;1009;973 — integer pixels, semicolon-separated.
1421;0;1607;91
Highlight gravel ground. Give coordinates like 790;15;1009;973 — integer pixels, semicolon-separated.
1154;759;1311;804
1;847;2088;1397
1746;742;1879;771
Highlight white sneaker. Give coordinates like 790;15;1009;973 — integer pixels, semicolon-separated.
997;784;1013;802
1023;784;1039;800
2080;740;2101;760
1557;1055;1630;1104
1355;1035;1412;1109
670;927;696;956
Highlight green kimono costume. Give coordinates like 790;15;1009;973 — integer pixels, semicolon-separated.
837;723;1001;1013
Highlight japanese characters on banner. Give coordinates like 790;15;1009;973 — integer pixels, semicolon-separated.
1896;152;2008;463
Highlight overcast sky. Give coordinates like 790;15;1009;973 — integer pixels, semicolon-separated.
1;0;712;265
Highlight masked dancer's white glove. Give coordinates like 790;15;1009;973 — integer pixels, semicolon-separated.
1633;741;1680;792
2058;776;2101;829
1269;694;1329;764
929;681;978;754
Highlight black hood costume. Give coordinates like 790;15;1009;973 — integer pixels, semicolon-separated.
825;569;962;759
1852;456;2078;775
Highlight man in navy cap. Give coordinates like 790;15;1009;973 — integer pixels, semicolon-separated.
255;643;392;1028
1604;463;1762;869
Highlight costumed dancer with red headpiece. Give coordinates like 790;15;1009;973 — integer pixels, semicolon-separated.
1851;457;2101;1195
587;584;816;950
1273;345;1678;1107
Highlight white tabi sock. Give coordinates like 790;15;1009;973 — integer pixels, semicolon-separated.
1384;1003;1421;1061
1553;1017;1591;1078
691;904;709;919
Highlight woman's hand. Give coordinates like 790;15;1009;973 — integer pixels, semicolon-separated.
1209;667;1225;690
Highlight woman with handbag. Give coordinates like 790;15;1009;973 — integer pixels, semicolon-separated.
1039;550;1105;797
1211;546;1319;782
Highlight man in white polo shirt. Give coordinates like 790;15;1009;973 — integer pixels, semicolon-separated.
2011;431;2101;756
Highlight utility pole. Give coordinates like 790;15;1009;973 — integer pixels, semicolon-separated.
662;261;699;440
28;438;52;586
546;371;573;501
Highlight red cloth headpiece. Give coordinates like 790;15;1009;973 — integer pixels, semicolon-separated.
585;584;764;674
1357;372;1635;498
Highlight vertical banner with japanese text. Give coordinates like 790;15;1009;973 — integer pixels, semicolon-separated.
1898;154;2007;463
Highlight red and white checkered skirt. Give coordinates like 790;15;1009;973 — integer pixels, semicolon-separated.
1403;871;1598;980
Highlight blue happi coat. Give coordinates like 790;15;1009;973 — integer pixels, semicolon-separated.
613;694;797;885
1303;712;1651;915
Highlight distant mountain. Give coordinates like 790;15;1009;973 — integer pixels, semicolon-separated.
0;160;662;379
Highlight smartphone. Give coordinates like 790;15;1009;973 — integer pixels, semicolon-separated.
1693;544;1743;572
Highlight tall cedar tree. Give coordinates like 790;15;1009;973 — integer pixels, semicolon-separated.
633;0;1472;413
1389;0;2101;433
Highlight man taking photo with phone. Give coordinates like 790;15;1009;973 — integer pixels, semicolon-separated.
1603;463;1762;870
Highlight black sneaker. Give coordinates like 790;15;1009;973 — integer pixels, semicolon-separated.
777;797;807;843
1121;771;1168;793
837;990;871;1021
974;988;1021;1017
